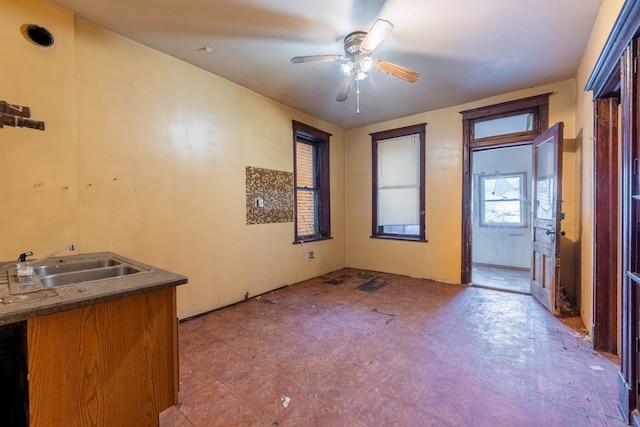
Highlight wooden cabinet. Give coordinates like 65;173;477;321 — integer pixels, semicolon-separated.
26;287;178;427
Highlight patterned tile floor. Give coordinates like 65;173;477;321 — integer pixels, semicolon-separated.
162;268;624;426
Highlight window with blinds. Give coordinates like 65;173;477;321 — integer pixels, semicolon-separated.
293;121;331;243
296;140;318;237
371;123;426;241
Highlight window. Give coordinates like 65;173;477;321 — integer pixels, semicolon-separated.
473;113;534;139
479;173;526;227
293;121;331;242
371;123;426;241
462;94;549;149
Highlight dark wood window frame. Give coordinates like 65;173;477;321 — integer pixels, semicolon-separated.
292;120;331;243
370;123;426;242
460;94;550;284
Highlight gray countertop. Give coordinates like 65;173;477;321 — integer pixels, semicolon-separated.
0;252;188;326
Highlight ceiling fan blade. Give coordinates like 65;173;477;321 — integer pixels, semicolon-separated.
374;60;420;83
359;19;394;54
336;73;356;102
291;54;344;64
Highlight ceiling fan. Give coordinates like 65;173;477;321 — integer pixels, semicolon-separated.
291;19;420;109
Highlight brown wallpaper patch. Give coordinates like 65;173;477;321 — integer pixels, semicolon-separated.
246;166;294;224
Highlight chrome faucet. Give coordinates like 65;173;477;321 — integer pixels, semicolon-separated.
29;244;76;266
17;251;33;263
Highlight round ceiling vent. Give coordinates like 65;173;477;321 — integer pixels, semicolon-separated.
21;24;54;47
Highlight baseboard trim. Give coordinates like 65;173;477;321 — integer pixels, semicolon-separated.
619;371;632;424
472;262;529;272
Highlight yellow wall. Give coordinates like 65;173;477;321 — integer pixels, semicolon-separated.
0;0;346;319
1;0;78;257
574;0;626;335
345;79;577;284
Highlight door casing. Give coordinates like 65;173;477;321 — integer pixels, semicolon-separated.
461;95;550;284
585;1;640;422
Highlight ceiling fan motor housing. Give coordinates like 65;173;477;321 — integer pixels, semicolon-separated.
344;31;367;57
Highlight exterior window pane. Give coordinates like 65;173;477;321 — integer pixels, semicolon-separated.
296;141;317;237
483;200;522;224
296;142;314;188
474;113;534;139
296;190;317;236
479;173;526;227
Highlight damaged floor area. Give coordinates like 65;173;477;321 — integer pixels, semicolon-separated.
162;269;623;426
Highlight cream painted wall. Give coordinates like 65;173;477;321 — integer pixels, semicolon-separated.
345;79;577;284
574;0;626;336
0;0;78;258
0;0;346;319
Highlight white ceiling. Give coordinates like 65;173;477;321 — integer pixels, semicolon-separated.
46;0;603;129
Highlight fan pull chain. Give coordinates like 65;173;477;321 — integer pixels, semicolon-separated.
356;79;360;114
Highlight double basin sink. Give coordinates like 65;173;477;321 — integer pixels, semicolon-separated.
8;255;149;294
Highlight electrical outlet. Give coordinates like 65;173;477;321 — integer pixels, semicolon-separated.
308;251;315;259
492;247;499;254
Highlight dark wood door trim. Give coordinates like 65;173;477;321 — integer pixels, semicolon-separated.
586;1;640;423
461;118;472;284
586;0;640;98
593;97;620;354
619;39;639;425
460;94;549;284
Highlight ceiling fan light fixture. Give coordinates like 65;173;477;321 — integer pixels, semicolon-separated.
340;61;354;76
360;56;373;72
290;19;420;105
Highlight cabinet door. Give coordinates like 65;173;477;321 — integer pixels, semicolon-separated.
27;287;177;427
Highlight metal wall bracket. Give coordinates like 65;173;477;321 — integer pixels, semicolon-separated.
0;101;45;131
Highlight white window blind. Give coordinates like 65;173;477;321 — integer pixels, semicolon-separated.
377;134;420;226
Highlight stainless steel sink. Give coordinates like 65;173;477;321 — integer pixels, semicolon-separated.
6;256;150;294
33;258;120;276
39;265;142;287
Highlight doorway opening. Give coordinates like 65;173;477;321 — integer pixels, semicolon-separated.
461;95;576;314
460;94;549;288
471;145;532;295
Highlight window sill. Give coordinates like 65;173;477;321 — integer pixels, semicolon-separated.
293;236;333;245
370;235;428;243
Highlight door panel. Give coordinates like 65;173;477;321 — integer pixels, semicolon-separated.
621;39;640;423
531;122;564;314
